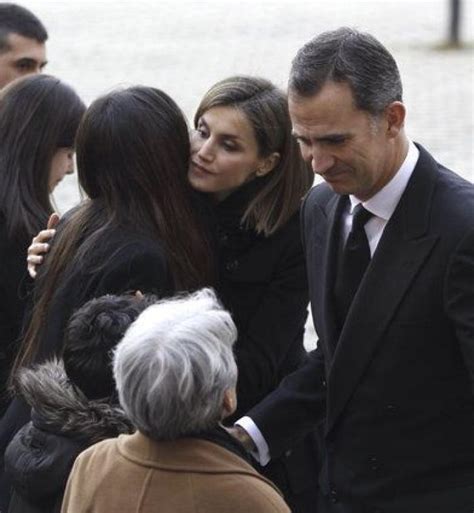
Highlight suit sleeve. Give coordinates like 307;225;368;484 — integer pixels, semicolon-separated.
445;228;474;391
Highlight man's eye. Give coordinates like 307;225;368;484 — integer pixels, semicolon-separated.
326;137;347;146
296;138;309;146
15;61;35;72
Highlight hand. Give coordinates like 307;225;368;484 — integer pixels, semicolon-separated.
27;213;60;278
224;425;257;453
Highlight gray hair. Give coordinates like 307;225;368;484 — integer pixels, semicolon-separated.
289;27;403;115
113;288;238;440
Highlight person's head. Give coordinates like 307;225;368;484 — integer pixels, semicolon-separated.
114;288;238;440
190;75;313;235
63;293;158;402
0;4;48;89
13;86;214;375
289;27;408;201
0;74;85;242
73;85;213;289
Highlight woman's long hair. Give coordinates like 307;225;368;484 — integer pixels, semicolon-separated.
14;86;214;372
194;76;314;236
0;74;85;245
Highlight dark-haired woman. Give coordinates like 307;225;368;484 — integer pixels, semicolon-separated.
0;74;85;415
189;76;319;513
0;86;213;511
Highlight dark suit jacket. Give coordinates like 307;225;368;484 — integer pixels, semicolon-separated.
250;145;474;512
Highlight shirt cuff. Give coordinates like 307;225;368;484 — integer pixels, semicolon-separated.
235;416;271;466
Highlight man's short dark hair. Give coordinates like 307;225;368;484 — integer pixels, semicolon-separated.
0;3;48;52
289;27;403;115
63;293;158;401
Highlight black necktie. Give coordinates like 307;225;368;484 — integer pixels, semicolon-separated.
334;204;374;326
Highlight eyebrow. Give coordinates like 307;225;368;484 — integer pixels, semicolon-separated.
292;131;351;143
199;118;243;142
14;57;47;68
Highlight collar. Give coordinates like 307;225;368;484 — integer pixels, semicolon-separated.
349;140;419;220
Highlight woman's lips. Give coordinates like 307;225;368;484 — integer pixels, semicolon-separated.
191;161;214;176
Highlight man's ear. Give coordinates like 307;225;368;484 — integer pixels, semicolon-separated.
256;152;280;177
385;101;406;138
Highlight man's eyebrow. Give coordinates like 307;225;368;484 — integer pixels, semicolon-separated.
14;57;39;66
292;131;350;142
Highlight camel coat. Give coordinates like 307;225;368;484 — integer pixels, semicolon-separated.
61;431;290;513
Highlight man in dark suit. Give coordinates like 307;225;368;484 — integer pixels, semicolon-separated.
232;28;474;512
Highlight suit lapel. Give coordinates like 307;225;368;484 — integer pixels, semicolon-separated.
326;145;440;433
309;194;346;363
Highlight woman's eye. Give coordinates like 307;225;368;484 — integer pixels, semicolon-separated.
222;143;236;151
196;127;208;138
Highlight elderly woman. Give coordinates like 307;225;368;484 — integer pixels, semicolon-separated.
61;289;290;513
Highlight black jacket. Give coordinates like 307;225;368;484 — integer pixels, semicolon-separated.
4;360;133;513
250;145;474;512
214;182;309;420
0;220;173;511
0;216;32;415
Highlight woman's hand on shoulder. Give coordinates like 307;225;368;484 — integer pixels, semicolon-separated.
27;213;60;278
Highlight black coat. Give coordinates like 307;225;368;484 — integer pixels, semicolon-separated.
213;183;320;513
4;360;133;513
250;145;474;512
0;217;32;415
214;183;309;420
0;220;173;511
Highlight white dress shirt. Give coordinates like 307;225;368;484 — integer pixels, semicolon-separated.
236;141;420;466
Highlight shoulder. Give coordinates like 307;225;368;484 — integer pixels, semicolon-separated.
215;472;290;513
303;182;335;211
72;437;119;472
197;442;290;513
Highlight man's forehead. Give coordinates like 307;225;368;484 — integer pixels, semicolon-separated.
5;32;46;57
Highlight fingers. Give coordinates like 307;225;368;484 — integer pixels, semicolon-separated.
27;254;43;279
26;229;56;279
47;212;60;230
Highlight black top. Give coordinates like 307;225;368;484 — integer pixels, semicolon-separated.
213;181;309;420
0;214;32;414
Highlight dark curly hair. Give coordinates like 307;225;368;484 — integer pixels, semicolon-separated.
62;293;158;401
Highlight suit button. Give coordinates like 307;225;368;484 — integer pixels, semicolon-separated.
330;489;338;503
321;379;327;388
369;456;380;471
225;259;239;272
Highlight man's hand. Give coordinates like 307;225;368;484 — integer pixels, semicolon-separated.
27;213;60;278
225;425;257;453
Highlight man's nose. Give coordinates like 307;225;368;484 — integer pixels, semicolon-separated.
310;149;335;175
